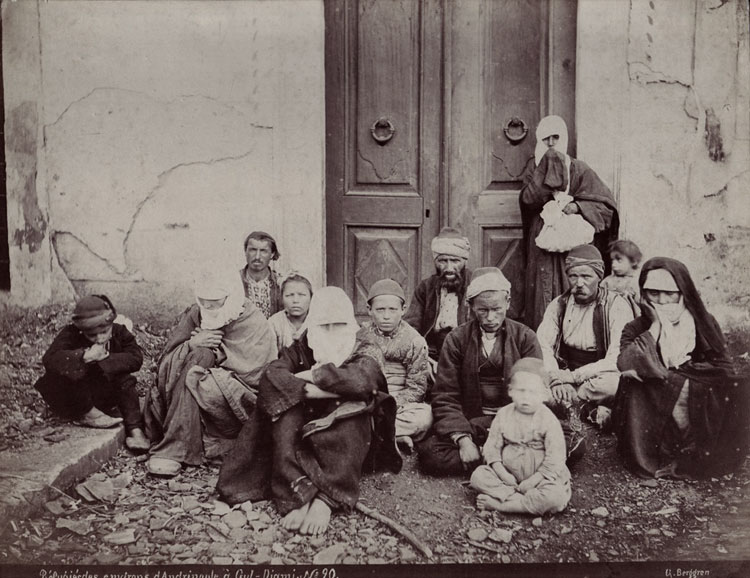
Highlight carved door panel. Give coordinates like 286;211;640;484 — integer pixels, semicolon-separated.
325;0;442;317
445;0;577;319
326;0;576;319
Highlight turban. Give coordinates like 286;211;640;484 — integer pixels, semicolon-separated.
72;295;116;331
535;115;569;165
565;244;605;279
431;227;471;261
509;357;549;388
367;279;406;304
642;269;679;292
465;267;511;301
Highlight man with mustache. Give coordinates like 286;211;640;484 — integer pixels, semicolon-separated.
241;230;283;319
536;244;634;463
404;227;473;371
416;267;542;476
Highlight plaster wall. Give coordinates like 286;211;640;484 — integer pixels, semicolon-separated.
578;0;750;331
3;0;325;323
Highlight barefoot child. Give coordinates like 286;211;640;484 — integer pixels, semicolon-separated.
358;279;432;452
268;273;313;352
601;239;642;302
34;295;150;452
470;358;570;515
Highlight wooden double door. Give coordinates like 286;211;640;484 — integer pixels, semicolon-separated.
325;0;577;319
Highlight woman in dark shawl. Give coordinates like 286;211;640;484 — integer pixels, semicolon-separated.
217;287;401;536
520;115;619;330
613;257;749;478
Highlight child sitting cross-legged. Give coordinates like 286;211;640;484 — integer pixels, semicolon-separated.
470;358;570;516
358;279;432;453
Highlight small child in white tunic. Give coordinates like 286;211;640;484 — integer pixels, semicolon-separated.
470;357;571;515
268;274;313;353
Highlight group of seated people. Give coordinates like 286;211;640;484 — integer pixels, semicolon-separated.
33;117;747;538
33;227;747;536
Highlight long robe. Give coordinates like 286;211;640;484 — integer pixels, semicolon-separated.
144;299;276;464
520;151;618;330
416;318;542;475
217;332;402;512
612;258;749;478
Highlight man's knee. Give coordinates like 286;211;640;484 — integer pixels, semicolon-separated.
416;435;462;476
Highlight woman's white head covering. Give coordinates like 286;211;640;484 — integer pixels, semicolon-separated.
306;286;360;367
643;268;695;368
535;115;569;165
194;271;246;330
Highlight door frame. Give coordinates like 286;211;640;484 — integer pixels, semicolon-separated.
324;0;577;286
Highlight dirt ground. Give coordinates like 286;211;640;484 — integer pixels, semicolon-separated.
1;303;749;566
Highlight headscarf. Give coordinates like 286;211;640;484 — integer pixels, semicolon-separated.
431;227;471;261
306;286;360;367
195;272;246;330
564;244;605;279
638;257;726;357
535;115;569;166
465;267;511;301
72;295;116;331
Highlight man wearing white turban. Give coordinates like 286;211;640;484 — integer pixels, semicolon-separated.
417;268;542;476
144;271;277;477
404;227;473;367
218;287;402;536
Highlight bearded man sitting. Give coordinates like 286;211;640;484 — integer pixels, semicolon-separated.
404;227;473;374
144;273;277;477
217;287;401;536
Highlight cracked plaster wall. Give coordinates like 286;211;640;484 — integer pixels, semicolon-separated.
3;0;324;322
578;0;750;331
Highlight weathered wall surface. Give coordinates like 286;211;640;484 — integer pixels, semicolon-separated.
578;0;750;331
3;0;325;322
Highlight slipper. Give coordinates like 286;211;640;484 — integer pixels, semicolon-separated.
73;414;123;429
147;457;182;477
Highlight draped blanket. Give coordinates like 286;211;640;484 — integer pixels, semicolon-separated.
144;301;276;445
613;315;749;477
217;333;402;512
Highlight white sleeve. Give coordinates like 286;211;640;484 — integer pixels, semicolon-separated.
536;298;562;373
573;296;634;382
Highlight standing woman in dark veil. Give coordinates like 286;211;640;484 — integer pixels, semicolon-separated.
519;115;619;330
613;257;749;479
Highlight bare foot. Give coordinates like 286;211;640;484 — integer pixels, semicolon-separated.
476;493;505;512
282;502;310;531
299;498;331;536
